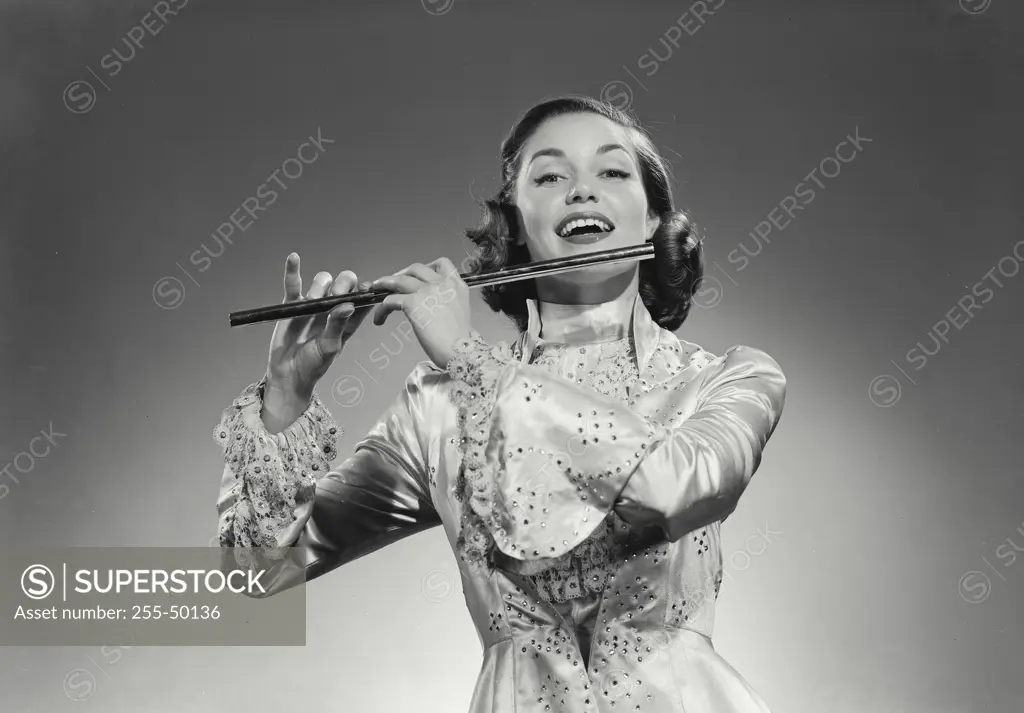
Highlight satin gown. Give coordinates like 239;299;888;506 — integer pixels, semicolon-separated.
213;290;787;712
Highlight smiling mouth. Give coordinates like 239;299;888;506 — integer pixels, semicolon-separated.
556;214;616;244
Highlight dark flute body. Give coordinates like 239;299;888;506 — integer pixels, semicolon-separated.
228;243;656;327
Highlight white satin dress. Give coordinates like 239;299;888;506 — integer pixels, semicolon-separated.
214;289;787;712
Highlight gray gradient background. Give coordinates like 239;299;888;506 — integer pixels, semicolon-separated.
1;0;1023;711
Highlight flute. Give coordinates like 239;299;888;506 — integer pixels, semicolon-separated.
229;243;655;327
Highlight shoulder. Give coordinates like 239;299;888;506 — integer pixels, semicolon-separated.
698;345;787;402
718;345;785;381
657;331;785;383
653;330;719;371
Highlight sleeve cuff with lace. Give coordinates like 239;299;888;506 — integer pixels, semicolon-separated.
446;330;663;576
213;376;341;550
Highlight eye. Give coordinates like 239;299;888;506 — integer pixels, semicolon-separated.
534;173;562;185
601;169;631;179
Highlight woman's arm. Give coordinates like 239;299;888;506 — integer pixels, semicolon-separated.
214;362;443;596
609;345;786;539
447;333;786;569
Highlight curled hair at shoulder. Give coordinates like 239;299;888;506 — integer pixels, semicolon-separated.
639;210;704;331
464;94;706;334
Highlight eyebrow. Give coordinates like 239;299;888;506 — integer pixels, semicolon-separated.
527;143;631;166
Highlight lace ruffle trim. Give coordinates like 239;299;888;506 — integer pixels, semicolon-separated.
447;332;629;584
212;377;341;551
446;331;515;572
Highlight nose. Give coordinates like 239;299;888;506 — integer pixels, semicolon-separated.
566;178;598;205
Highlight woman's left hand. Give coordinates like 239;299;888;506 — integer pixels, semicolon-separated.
370;258;472;370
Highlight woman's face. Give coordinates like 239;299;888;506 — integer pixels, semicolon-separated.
513;112;660;285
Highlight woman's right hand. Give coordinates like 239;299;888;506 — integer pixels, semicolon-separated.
261;253;370;433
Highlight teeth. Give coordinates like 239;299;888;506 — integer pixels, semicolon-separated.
558;217;612;237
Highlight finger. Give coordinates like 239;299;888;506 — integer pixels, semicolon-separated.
342;302;371;339
344;282;374;336
371;274;426;295
329;270;359;296
298;271;336;340
283;253;302;302
306;271;333;300
395;263;443;284
317;303;356;357
318;271;361;337
274;253;307;348
427;257;464;285
279;258;321;345
372;294;407;326
317;277;371;356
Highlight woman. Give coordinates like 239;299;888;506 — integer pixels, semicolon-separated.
213;95;787;712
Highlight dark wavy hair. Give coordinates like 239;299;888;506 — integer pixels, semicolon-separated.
464;95;704;334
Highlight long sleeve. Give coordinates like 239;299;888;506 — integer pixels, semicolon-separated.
447;332;785;573
213;362;443;596
613;345;787;540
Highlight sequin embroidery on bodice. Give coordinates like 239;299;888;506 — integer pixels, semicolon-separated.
523;337;641;603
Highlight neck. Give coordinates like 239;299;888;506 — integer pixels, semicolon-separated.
534;270;639;344
535;265;640;304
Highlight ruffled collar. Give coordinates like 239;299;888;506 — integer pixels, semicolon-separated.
517;291;662;377
535;288;635;344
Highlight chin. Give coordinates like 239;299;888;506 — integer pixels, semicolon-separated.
559;263;635;285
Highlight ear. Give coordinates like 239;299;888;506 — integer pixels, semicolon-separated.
644;211;661;241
